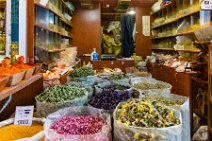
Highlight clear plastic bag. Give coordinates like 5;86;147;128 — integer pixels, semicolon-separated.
44;106;112;141
113;103;182;141
192;126;208;141
94;82;132;94
67;81;94;99
71;75;97;87
36;91;89;117
132;79;172;96
142;93;190;141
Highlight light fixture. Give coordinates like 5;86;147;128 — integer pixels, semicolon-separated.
127;10;136;15
106;4;110;8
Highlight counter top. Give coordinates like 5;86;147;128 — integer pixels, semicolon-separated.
0;74;43;101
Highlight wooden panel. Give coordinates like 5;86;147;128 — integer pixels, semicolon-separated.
92;60;134;72
135;7;152;57
0;76;43;121
71;3;101;58
27;0;35;64
147;63;192;96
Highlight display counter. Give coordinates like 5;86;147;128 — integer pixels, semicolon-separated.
92;59;134;72
147;62;197;96
0;74;43;120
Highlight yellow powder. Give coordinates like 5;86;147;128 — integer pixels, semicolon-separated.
0;122;43;141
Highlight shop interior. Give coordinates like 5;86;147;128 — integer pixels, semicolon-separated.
0;0;211;140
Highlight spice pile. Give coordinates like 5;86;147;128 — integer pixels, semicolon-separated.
89;89;131;111
0;122;43;141
115;99;180;128
36;85;86;103
51;115;106;135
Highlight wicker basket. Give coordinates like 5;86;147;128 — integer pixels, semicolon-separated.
0;76;9;90
6;71;26;87
24;67;35;80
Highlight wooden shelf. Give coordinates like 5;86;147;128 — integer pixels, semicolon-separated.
151;29;200;40
0;74;42;101
61;0;74;15
35;46;65;53
35;23;73;38
151;34;177;39
151;1;175;15
209;127;212;135
35;2;72;27
152;9;200;29
208;70;212;75
191;77;208;84
193;108;207;120
175;49;201;53
152;48;200;52
209;98;212;104
152;48;175;51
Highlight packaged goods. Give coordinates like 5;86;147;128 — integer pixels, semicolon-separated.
36;85;88;117
44;106;112;141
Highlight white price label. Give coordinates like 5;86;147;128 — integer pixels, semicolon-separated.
14;106;34;126
201;0;212;10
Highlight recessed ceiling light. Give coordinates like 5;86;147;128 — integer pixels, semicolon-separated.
106;4;110;8
127;10;136;15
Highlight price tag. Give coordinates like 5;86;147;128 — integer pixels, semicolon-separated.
14;106;34;126
201;0;212;10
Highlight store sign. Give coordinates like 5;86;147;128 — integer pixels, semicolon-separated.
201;0;212;10
14;106;34;126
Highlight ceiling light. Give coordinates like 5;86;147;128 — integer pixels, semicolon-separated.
106;4;110;8
127;10;136;15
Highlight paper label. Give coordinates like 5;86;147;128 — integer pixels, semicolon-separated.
14;106;34;126
201;0;212;10
142;16;150;36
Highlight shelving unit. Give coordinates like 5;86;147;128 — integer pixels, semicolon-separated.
208;43;212;139
34;0;74;69
151;0;211;53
